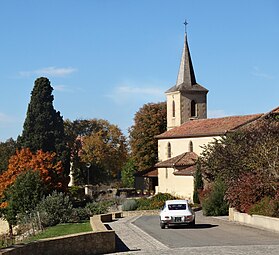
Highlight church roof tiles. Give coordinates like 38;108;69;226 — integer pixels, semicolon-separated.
156;113;263;139
155;152;198;168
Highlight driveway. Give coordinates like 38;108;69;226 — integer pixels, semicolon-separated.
108;211;279;255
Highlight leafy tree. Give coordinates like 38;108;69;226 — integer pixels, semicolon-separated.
225;172;274;213
0;148;66;205
121;158;136;188
200;116;279;213
193;164;203;204
202;178;228;216
0;170;45;235
65;118;127;184
200;118;279;184
80;120;127;184
129;102;167;172
18;77;70;176
0;138;17;174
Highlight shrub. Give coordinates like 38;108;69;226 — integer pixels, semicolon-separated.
122;199;137;211
85;200;113;216
249;191;279;218
202;178;228;216
225;172;274;213
69;207;89;222
136;193;177;210
193;166;203;204
36;191;73;227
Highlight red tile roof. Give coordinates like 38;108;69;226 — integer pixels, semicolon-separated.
156;114;263;139
173;165;196;176
155;152;198;168
142;168;158;177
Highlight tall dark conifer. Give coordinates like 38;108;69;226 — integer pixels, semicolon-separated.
18;77;70;175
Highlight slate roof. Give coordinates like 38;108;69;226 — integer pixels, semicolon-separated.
156;113;263;139
165;33;208;94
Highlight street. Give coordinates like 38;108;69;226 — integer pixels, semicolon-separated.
133;211;279;248
109;211;279;255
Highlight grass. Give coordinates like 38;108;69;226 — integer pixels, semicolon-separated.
26;221;92;242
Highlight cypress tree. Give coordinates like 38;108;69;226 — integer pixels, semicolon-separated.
18;77;70;175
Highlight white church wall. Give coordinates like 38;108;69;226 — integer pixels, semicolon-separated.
157;167;194;201
158;136;220;162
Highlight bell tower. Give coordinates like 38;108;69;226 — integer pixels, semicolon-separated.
166;25;208;130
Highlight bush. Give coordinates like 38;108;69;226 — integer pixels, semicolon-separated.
36;191;73;227
249;192;279;218
122;199;137;211
202;178;228;216
69;207;89;223
225;172;274;213
136;193;177;210
85;200;113;216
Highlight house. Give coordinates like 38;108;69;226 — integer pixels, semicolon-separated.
153;31;273;201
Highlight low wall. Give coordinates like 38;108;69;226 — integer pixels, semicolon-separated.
122;209;160;217
0;212;120;255
229;208;279;233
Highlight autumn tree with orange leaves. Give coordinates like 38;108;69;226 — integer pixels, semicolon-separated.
0;148;68;207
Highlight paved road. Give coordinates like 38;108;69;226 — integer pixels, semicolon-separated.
108;211;279;255
133;211;279;248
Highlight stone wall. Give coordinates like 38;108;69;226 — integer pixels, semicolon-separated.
229;207;279;233
0;213;118;255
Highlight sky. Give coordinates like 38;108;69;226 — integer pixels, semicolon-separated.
0;0;278;142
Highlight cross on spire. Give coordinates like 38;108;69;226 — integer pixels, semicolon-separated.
184;20;188;33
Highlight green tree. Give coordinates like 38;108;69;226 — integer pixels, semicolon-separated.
65;119;128;184
193;164;203;204
0;170;45;235
200;116;279;213
121;158;136;188
0;138;17;174
129;102;167;172
202;178;228;216
18;77;70;175
80;119;127;184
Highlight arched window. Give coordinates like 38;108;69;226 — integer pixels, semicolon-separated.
172;100;175;117
189;141;193;152
167;142;171;158
191;100;197;117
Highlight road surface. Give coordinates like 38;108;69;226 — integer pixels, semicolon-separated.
109;211;279;255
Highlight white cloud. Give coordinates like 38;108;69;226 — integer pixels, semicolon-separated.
117;86;163;95
53;85;72;92
53;84;86;94
251;66;273;80
19;66;77;77
106;80;166;104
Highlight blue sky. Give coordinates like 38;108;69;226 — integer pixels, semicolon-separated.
0;0;278;142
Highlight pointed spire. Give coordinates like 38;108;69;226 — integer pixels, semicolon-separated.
176;33;197;87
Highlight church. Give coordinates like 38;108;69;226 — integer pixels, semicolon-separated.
147;30;278;201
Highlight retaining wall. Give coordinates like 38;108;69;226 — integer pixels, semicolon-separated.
0;212;122;255
229;207;279;233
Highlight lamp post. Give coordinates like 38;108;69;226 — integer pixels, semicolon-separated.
86;162;91;185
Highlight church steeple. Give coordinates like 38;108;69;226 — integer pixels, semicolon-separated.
165;25;208;130
176;33;196;87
